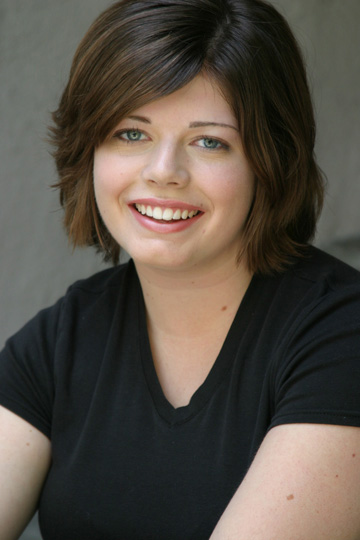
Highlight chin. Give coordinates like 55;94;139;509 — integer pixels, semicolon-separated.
129;246;197;272
134;254;191;271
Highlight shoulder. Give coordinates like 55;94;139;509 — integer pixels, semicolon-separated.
264;248;360;430
290;245;360;289
3;259;138;352
252;246;360;332
264;246;360;318
256;246;360;389
276;245;360;338
60;259;137;311
66;258;136;296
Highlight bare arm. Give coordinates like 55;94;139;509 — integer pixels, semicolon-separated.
210;423;360;540
0;406;51;540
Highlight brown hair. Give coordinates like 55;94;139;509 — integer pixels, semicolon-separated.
50;0;325;274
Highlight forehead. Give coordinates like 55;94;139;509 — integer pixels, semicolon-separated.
125;74;236;125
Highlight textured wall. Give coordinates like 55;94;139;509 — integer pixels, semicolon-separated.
0;1;359;538
276;0;360;264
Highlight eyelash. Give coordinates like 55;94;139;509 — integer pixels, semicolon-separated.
113;128;229;151
113;128;147;143
194;137;229;151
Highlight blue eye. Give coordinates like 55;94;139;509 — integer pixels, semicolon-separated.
203;138;220;149
115;129;146;142
197;137;227;150
127;130;143;141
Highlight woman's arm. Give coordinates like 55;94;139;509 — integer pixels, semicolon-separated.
211;423;360;539
0;405;51;540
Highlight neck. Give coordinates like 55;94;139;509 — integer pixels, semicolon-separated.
135;259;253;338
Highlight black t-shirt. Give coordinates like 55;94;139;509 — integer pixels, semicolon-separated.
1;247;360;539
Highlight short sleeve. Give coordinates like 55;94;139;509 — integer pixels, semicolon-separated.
0;297;64;438
270;283;360;429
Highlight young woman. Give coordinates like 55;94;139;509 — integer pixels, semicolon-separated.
1;1;360;538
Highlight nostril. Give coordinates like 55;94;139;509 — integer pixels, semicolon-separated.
142;161;190;186
146;178;181;186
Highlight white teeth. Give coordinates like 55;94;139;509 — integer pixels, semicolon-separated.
152;207;162;220
134;204;199;221
163;208;174;221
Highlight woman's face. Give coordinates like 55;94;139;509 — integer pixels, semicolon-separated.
94;74;254;275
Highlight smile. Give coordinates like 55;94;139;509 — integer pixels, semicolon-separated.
134;203;200;222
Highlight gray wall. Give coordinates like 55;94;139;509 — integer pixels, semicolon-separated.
0;1;359;538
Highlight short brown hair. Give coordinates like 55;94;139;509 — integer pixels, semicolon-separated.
50;0;325;274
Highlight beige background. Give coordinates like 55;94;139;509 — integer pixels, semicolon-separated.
0;1;359;538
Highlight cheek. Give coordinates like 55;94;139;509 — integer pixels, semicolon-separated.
205;162;255;211
93;152;108;195
93;152;126;201
93;154;119;225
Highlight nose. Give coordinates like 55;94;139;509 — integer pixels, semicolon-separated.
141;141;190;188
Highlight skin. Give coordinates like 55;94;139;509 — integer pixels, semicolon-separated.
210;423;360;539
0;406;51;539
93;74;255;278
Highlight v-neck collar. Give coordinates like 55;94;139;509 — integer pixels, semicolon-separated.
136;269;259;426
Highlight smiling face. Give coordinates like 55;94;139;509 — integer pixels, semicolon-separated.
93;74;255;275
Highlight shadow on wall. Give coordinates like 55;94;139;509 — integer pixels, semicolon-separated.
19;515;40;540
320;237;360;271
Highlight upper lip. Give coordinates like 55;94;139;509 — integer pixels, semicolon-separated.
128;198;203;212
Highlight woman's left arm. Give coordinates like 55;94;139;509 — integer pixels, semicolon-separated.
211;423;360;539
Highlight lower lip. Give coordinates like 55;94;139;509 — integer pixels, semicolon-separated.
129;205;203;233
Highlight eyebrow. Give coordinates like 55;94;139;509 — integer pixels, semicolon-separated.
127;115;238;132
128;115;151;124
189;121;238;132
